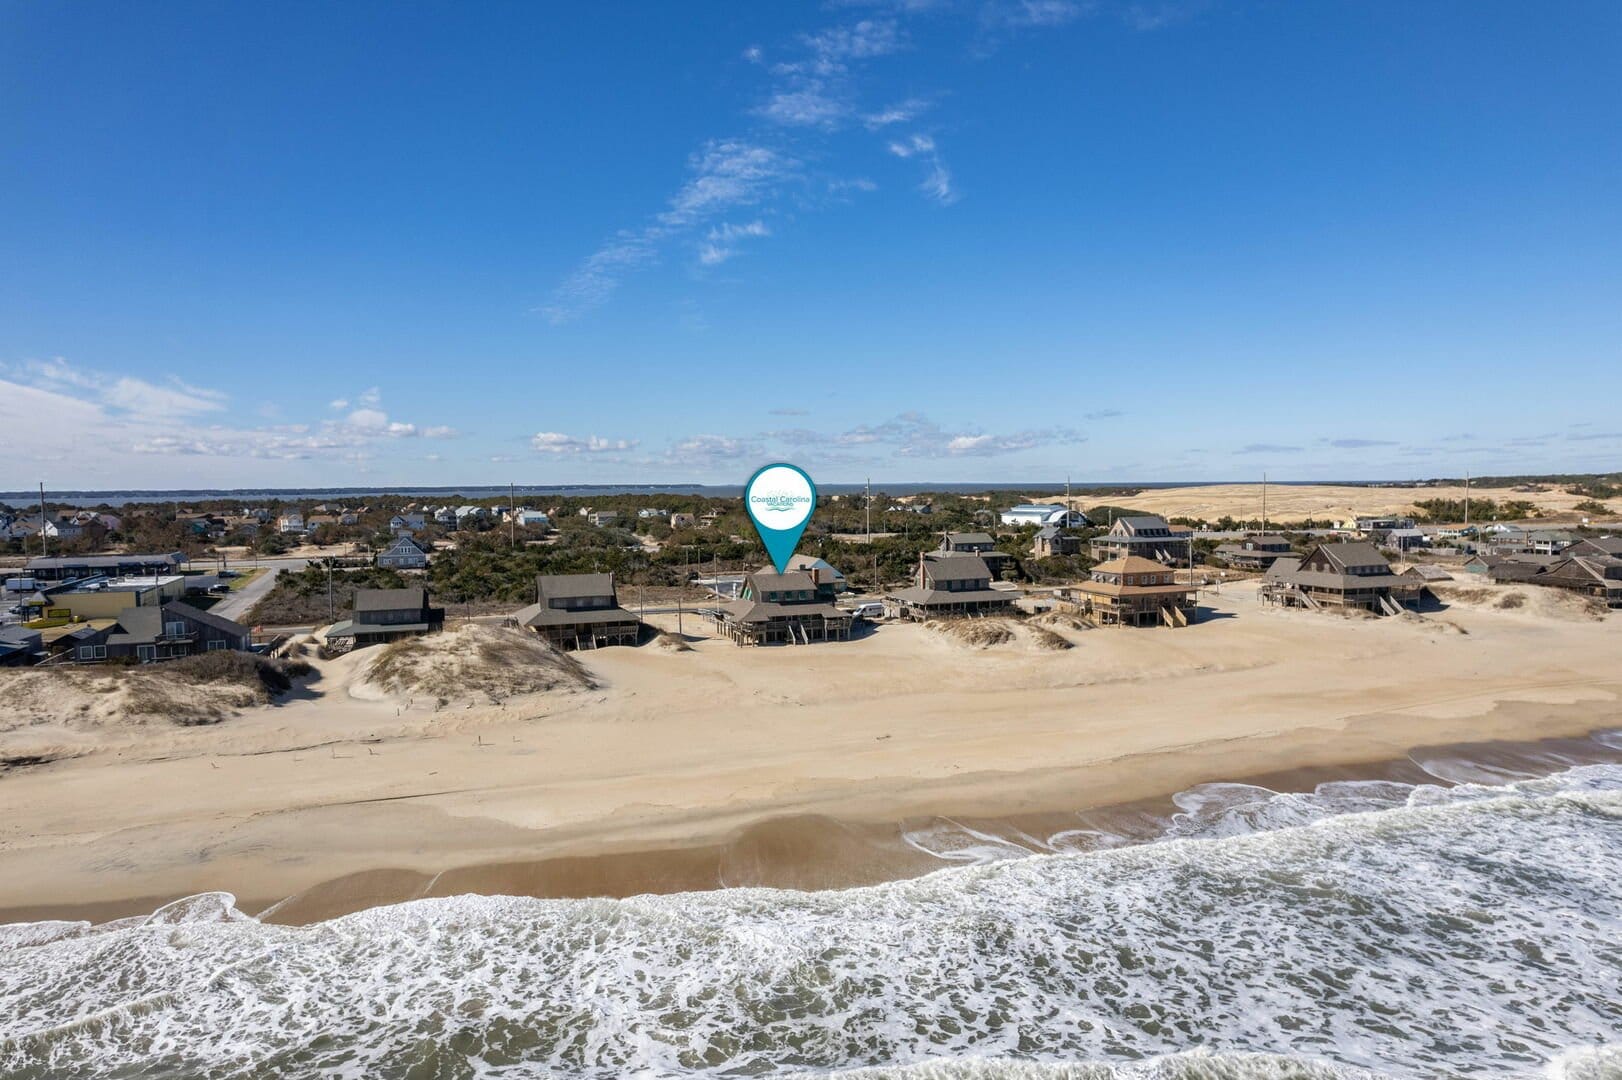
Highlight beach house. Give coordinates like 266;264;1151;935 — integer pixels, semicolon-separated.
1033;526;1081;559
1089;515;1192;567
888;552;1015;620
1259;542;1408;614
376;535;431;571
1212;534;1293;570
62;601;251;664
513;572;641;649
1070;555;1197;627
939;532;1018;581
325;587;446;649
1526;555;1622;608
715;568;853;645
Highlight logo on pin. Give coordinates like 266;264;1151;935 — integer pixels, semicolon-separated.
744;463;817;574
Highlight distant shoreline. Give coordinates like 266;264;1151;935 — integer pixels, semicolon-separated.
2;478;1465;510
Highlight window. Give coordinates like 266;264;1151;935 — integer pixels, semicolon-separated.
165;621;188;637
207;640;227;651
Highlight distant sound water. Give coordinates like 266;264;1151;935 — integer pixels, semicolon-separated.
2;762;1620;1079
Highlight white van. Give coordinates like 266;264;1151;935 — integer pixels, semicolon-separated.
850;602;886;620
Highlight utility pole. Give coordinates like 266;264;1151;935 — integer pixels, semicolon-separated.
865;477;871;540
510;482;516;549
1464;471;1471;532
38;482;48;559
327;558;335;622
1262;472;1268;534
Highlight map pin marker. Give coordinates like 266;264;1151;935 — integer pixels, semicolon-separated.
744;462;817;575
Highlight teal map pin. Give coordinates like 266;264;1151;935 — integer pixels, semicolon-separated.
744;463;817;574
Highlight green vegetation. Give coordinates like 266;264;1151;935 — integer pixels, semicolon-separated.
1412;497;1540;522
1573;499;1613;515
246;565;410;625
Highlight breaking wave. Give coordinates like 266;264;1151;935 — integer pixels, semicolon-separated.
2;764;1620;1079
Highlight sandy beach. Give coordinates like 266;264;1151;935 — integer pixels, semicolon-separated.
1;578;1617;926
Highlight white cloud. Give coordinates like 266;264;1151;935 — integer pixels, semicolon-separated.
531;431;639;454
887;134;957;203
699;220;772;265
347;408;389;431
863;97;931;129
769;411;1082;458
14;357;227;418
887;133;936;157
328;398;349;410
542;141;797;323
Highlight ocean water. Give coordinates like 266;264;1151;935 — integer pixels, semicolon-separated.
2;765;1620;1079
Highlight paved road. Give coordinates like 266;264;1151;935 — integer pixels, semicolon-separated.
208;557;309;624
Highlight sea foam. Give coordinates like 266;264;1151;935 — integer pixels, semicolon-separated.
1;764;1620;1079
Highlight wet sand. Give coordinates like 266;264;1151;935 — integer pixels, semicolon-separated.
0;581;1617;927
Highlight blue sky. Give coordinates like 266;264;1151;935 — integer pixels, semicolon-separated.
2;0;1619;488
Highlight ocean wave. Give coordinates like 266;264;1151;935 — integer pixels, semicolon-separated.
2;765;1620;1079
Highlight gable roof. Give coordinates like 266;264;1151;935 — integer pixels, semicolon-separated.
355;587;430;613
382;535;430;555
1311;542;1390;571
1113;515;1170;535
161;600;249;637
537;573;616;600
942;531;995;546
746;570;816;593
922;553;992;582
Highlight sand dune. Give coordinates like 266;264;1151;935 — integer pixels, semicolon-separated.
0;579;1615;925
1087;482;1597;522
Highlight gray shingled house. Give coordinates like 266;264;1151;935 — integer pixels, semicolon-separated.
63;601;251;663
512;573;641;649
1260;542;1408;614
326;587;446;649
888;552;1015;620
376;535;431;571
1089;515;1192;566
715;568;852;645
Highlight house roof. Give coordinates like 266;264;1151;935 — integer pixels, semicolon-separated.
1113;515;1170;535
26;552;184;571
382;536;430;555
162;600;249;637
888;585;1014;607
1403;564;1454;581
922;553;993;582
745;570;816;593
1567;537;1622;557
537;573;616;600
720;596;848;624
354;587;430;613
513;602;638;628
1092;555;1175;576
785;554;844;578
942;531;995;546
1312;542;1391;571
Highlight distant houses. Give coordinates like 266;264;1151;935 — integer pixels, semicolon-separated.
1260;542;1410;614
376;535;431;571
1070;555;1197;627
1212;534;1292;570
888;552;1015;620
325;587;445;649
513;573;641;649
1089;515;1192;567
715;568;853;645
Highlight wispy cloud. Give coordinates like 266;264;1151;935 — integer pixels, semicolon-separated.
887;133;958;203
699;220;772;266
1235;443;1303;455
863;96;932;129
767;411;1085;458
1324;438;1397;449
542;141;798;323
